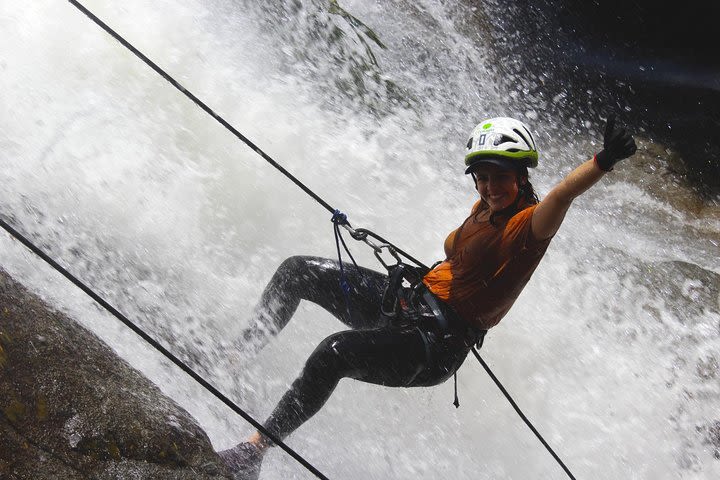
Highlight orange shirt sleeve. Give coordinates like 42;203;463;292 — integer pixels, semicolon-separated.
503;204;552;254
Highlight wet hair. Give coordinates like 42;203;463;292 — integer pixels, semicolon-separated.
470;165;539;225
515;166;540;205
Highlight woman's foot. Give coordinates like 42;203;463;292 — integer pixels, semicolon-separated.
217;442;266;480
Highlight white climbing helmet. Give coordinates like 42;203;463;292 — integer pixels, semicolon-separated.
464;117;539;174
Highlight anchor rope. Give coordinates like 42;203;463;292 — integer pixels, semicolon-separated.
471;348;577;480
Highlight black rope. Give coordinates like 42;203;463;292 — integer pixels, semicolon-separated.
66;0;428;272
66;0;334;217
64;0;424;271
0;217;329;480
471;347;577;480
331;210;361;317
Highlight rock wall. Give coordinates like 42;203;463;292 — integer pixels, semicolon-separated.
467;0;720;196
0;269;230;479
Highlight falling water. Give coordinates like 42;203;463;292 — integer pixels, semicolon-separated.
1;0;718;478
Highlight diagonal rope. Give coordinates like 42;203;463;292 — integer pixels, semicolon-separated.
67;0;335;216
471;348;577;480
64;0;426;272
0;216;329;480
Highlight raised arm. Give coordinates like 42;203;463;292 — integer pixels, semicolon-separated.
531;115;637;240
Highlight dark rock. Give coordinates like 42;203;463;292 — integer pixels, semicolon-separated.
0;269;230;479
467;0;720;196
700;421;720;460
627;260;720;325
614;140;720;221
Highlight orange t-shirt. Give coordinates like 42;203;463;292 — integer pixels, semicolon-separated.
423;200;552;330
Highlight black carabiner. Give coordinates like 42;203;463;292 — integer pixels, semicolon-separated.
373;244;402;270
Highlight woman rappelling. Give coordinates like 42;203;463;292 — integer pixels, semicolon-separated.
218;115;637;479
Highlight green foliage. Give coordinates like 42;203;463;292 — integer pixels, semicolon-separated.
257;0;414;116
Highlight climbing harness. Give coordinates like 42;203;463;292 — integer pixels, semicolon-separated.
377;262;487;407
375;264;575;478
1;2;581;479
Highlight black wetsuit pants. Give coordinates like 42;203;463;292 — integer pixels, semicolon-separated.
242;256;472;443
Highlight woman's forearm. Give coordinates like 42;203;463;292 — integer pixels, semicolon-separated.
553;157;606;204
531;157;607;240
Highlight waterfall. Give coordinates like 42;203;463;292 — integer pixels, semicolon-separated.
2;0;718;478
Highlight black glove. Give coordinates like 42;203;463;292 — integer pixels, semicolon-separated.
595;115;637;171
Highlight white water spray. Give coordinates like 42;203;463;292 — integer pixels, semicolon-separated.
1;0;718;478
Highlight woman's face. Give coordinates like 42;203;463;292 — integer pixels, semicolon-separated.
473;164;521;212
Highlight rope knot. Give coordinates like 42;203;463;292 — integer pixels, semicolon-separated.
331;209;348;225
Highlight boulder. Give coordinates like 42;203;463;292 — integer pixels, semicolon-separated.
0;268;230;479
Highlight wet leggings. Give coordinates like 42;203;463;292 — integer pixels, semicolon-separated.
242;256;463;443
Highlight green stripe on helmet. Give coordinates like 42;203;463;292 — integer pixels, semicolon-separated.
465;149;539;168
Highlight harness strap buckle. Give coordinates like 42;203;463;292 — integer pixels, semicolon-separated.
381;264;405;317
421;290;449;330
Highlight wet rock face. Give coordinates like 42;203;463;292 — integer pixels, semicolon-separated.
0;269;229;479
700;421;720;460
467;0;720;196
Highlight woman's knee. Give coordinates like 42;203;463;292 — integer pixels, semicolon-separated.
277;255;310;277
268;256;313;291
276;256;332;282
303;332;351;378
